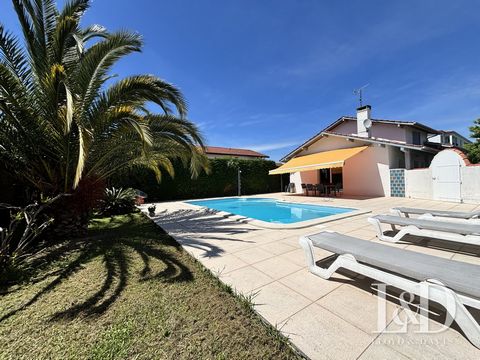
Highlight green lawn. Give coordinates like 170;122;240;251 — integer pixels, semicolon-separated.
0;214;301;359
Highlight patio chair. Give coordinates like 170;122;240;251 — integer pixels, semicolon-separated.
335;182;342;196
391;207;480;221
286;182;296;193
368;214;480;246
299;231;480;348
306;184;315;196
327;183;337;197
301;183;307;195
315;183;326;197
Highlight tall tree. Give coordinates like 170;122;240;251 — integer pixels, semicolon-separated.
465;119;480;163
0;0;208;233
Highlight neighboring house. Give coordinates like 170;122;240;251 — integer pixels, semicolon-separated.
428;130;472;148
270;105;464;197
203;146;268;160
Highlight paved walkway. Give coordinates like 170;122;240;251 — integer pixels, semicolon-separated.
146;194;480;360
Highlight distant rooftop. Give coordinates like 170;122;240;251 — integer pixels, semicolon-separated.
203;146;268;158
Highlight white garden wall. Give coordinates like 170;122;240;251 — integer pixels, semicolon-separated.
404;149;479;204
405;168;432;200
461;166;480;203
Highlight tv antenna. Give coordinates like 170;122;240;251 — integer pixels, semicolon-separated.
353;84;369;107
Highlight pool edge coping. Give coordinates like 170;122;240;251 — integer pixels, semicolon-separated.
181;197;372;229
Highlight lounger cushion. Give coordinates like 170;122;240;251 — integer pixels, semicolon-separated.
372;215;480;235
394;207;480;219
307;232;480;299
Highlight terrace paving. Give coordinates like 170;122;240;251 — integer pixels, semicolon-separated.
145;194;480;360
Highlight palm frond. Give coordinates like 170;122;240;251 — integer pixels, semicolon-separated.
58;0;90;21
2;0;208;196
12;0;49;77
76;31;142;121
0;24;31;85
90;75;187;121
72;125;91;188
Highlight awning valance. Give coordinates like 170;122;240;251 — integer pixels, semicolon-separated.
269;146;368;175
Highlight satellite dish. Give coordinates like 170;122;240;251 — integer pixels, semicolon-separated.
363;118;372;129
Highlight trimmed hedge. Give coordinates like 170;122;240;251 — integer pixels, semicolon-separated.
111;158;285;201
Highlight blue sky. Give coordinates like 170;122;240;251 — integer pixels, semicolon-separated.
1;1;480;161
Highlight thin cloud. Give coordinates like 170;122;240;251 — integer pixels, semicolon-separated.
263;8;469;83
196;120;214;129
389;72;480;138
223;112;294;128
223;119;264;128
245;140;301;152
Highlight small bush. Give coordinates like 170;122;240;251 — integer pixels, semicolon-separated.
99;187;137;216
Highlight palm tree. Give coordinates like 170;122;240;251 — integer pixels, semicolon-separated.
0;0;208;234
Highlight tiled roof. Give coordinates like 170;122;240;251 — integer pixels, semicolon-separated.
323;131;439;151
280;130;440;162
449;148;480;166
279;115;443;162
203;146;268;158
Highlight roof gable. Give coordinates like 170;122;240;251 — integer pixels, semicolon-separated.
327;116;440;134
280;115;441;162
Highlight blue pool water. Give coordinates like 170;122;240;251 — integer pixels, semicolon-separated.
187;198;355;224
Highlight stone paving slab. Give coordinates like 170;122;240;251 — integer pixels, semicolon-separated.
146;194;480;359
281;302;375;360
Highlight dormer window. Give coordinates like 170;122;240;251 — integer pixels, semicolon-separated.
452;136;458;146
412;131;421;145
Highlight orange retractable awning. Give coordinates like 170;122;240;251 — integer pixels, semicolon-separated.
269;146;368;175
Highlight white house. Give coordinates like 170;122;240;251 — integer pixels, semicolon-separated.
270;105;471;197
428;130;472;148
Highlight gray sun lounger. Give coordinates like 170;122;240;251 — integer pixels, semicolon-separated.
299;231;480;348
392;207;480;220
368;214;480;246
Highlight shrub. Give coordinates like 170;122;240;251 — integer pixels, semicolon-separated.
99;188;138;216
111;158;286;201
465;118;480;163
0;198;58;276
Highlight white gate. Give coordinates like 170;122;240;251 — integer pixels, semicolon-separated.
431;151;463;202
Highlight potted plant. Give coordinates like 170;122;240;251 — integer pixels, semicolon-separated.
148;204;156;217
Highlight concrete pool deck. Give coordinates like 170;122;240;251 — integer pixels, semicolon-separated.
184;197;371;229
145;194;480;360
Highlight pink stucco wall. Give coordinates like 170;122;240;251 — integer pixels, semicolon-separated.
343;146;390;197
331;120;356;135
290;145;390;196
329;119;414;143
297;134;364;156
290;170;319;193
370;123;407;142
300;170;319;184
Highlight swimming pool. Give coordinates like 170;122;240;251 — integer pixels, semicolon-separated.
187;198;355;224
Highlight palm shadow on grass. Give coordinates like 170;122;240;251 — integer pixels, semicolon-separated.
0;214;193;323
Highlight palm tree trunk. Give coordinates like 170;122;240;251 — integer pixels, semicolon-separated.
46;178;105;239
48;205;90;238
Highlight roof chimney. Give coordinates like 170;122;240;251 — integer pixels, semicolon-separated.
356;105;372;137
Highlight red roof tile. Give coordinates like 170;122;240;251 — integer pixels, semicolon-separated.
449;148;480;166
203;146;268;158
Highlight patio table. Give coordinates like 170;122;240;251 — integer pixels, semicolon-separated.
325;184;337;196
